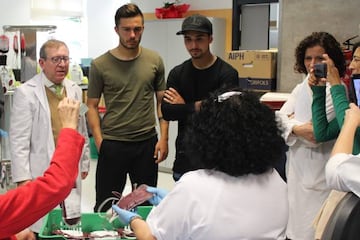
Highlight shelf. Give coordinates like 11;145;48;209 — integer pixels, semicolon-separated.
3;25;57;32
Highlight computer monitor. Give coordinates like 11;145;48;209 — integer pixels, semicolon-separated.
351;74;360;106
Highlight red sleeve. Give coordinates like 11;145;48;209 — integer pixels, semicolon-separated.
0;235;18;240
0;128;85;238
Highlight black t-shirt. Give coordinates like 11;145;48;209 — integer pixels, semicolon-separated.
161;57;239;174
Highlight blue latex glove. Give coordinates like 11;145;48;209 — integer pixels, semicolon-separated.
146;186;168;206
112;205;140;225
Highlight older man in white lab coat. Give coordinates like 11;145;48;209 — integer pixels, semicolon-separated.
9;39;90;234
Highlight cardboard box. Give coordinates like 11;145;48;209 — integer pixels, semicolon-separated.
238;77;276;91
226;50;277;91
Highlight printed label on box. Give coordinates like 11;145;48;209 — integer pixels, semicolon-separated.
239;77;276;91
226;50;277;79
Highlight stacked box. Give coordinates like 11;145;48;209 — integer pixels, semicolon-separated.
226;50;277;91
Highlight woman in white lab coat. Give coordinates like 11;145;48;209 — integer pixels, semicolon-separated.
113;89;288;240
276;32;346;240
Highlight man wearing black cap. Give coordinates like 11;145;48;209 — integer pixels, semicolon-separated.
161;14;239;181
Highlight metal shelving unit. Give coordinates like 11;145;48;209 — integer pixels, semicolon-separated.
0;90;15;192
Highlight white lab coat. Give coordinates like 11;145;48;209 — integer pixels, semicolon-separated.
326;153;360;197
9;72;90;232
276;75;335;240
147;169;288;240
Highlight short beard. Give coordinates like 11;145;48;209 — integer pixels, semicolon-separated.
120;38;140;50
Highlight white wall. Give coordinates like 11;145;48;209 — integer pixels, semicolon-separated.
86;0;129;58
0;0;129;59
0;0;232;59
278;0;360;92
131;0;232;12
87;0;232;58
0;0;31;31
0;0;31;70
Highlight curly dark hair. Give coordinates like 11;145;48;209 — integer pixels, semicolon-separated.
184;89;285;177
353;41;360;55
294;32;346;77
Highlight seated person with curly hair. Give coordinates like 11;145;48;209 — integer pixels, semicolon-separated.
112;89;289;240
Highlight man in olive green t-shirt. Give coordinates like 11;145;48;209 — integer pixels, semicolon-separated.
87;3;169;211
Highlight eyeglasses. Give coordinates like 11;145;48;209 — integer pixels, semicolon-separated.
47;56;70;64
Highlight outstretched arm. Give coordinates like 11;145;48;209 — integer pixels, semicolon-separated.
112;205;156;240
331;103;359;156
326;103;360;195
0;98;85;238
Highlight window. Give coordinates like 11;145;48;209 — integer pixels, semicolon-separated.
31;0;87;64
232;0;279;50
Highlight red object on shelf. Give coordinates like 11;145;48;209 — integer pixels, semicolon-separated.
98;106;106;113
260;92;290;111
13;35;19;53
20;33;26;54
342;49;353;93
0;34;9;54
98;106;106;119
262;101;286;111
155;4;190;19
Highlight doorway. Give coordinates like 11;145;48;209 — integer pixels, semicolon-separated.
232;0;279;50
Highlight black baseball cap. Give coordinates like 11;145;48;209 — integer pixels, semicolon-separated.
176;14;213;35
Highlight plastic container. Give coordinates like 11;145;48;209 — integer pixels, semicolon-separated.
89;137;98;159
39;206;152;239
69;62;83;85
0;129;11;161
98;106;106;119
